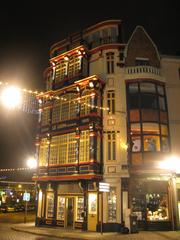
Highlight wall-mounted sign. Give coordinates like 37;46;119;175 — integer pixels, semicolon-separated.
99;182;110;192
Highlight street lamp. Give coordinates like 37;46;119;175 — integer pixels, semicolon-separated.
26;157;37;169
158;155;180;230
0;86;22;109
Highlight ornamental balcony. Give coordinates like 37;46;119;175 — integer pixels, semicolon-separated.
125;66;164;81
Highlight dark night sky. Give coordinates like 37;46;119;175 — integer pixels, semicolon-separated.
0;1;179;168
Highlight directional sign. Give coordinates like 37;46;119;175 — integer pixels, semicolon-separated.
99;182;110;192
23;192;30;201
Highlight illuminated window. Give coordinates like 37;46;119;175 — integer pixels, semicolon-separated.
49;136;59;165
57;196;65;220
107;132;116;160
52;93;77;123
37;190;43;217
41;108;50;126
79;130;90;163
108;187;117;222
68;55;81;78
146;193;169;221
49;132;77;165
55;60;68;81
39;138;49;167
106;52;114;74
80;91;91;116
107;90;115;114
144;136;160;152
46;192;54;218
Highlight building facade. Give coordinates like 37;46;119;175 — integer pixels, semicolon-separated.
33;20;180;231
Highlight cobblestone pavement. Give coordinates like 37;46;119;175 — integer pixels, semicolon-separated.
11;223;180;240
0;223;68;240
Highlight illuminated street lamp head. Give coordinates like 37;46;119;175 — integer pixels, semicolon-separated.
27;157;37;169
158;155;180;174
1;86;22;109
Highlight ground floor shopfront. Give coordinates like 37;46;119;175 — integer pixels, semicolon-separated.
35;178;126;232
129;175;176;231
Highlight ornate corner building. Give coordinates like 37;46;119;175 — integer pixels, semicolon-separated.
33;20;180;231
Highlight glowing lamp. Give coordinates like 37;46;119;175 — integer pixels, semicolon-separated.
1;86;22;109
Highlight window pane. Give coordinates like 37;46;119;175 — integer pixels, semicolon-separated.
129;94;139;109
140;82;156;93
144;136;160;152
141;94;157;109
146;193;169;221
129;83;139;93
108;187;117;222
131;136;141;152
57;196;65;220
142;123;160;134
161;137;169;152
131;123;141;135
157;85;164;95
161;125;168;136
46;192;54;218
159;96;166;110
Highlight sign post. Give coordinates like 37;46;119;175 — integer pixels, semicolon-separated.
23;192;30;223
99;182;110;235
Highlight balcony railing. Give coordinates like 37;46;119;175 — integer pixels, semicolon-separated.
125;66;161;75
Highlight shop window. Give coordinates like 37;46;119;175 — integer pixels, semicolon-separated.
37;190;43;218
142;123;160;135
107;132;116;160
106;52;114;74
108;187;117;222
143;136;160;152
131;136;141;152
140;82;156;93
141;94;157;109
88;193;97;215
146;193;169;221
107;90;115;114
39;138;49;167
46;192;54;219
76;197;84;222
57;196;65;220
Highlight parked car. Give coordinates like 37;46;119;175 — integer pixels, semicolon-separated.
1;205;15;213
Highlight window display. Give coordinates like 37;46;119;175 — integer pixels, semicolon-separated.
46;192;54;218
146;193;169;221
88;193;97;214
76;197;84;222
57;196;65;220
108;187;117;222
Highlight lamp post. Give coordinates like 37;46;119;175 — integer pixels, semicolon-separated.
158;155;180;230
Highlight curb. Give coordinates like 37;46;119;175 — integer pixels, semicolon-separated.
11;227;88;240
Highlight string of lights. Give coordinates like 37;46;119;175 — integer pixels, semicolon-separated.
0;81;109;112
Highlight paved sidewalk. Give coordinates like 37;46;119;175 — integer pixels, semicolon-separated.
11;222;180;240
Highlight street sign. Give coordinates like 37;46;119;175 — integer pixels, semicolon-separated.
99;182;110;192
23;192;30;201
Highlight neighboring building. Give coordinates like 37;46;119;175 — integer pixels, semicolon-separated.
33;20;180;231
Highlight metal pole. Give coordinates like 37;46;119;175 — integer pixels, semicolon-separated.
101;192;103;235
24;200;28;223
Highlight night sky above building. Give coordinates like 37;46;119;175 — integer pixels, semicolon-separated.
0;1;179;168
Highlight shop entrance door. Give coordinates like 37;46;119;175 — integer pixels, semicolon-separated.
67;198;74;228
